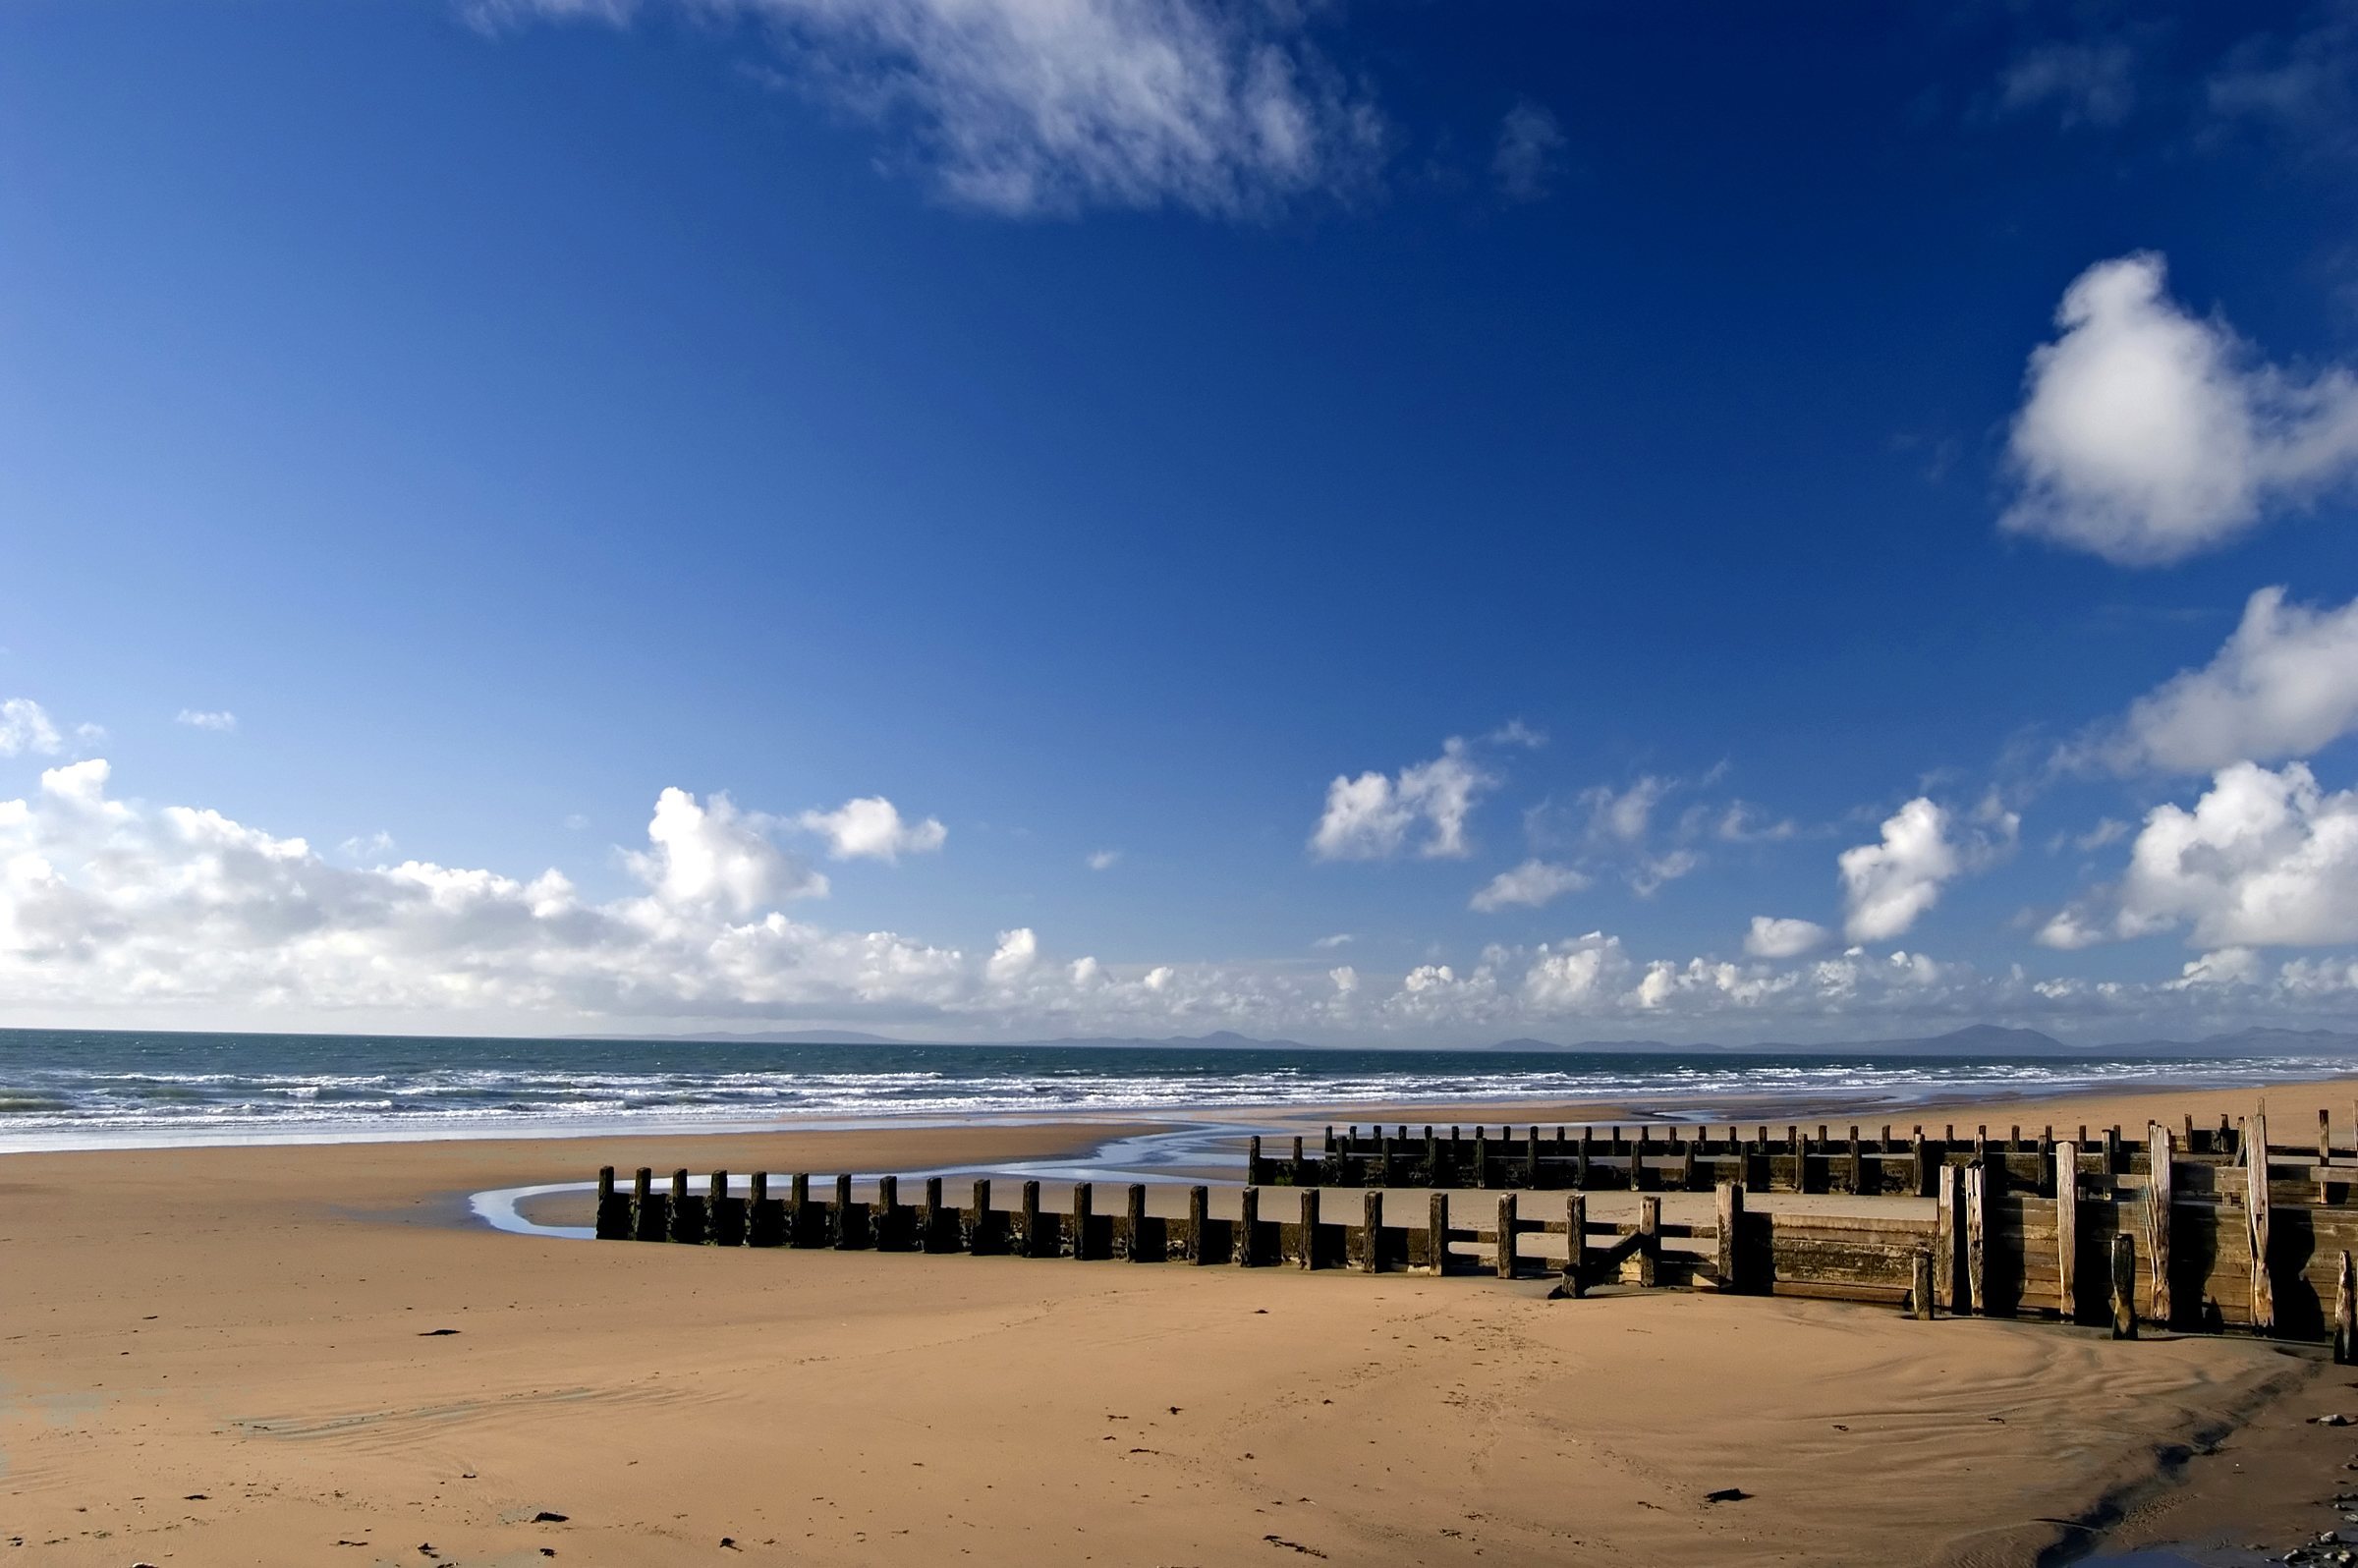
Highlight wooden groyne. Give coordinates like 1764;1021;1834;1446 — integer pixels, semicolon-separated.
1251;1114;2303;1194
586;1110;2358;1350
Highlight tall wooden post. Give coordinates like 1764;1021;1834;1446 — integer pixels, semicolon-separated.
1495;1193;1518;1279
2324;1108;2335;1169
1473;1127;1490;1190
832;1173;856;1250
748;1170;769;1248
1238;1186;1262;1267
1910;1128;1929;1197
970;1177;992;1254
2247;1110;2274;1333
1247;1136;1263;1185
2145;1123;2174;1326
1849;1126;1866;1194
875;1174;899;1251
1299;1187;1319;1270
1637;1196;1660;1288
1527;1125;1542;1187
1361;1190;1383;1273
2056;1141;2079;1321
1574;1127;1591;1189
1564;1193;1588;1297
1964;1165;1988;1316
2337;1252;2355;1366
1715;1181;1742;1291
2109;1234;2137;1340
1020;1179;1041;1258
1126;1183;1151;1262
1936;1163;1959;1312
1072;1182;1095;1261
1188;1184;1211;1264
1427;1191;1448;1276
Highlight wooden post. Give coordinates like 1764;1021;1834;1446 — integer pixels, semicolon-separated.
1936;1163;1959;1312
875;1174;899;1251
789;1173;812;1247
1910;1128;1929;1197
1495;1192;1518;1279
1913;1248;1935;1320
832;1173;855;1250
1238;1186;1262;1267
2337;1252;2355;1366
1574;1127;1591;1189
2110;1234;2136;1340
597;1165;615;1204
1020;1179;1041;1258
1361;1190;1382;1273
1188;1184;1211;1264
1473;1126;1489;1189
748;1170;769;1248
1289;1136;1305;1185
1794;1126;1810;1193
1965;1165;1988;1316
1564;1193;1588;1297
2145;1123;2173;1326
2325;1108;2335;1168
1072;1181;1095;1261
1679;1136;1698;1193
1299;1187;1319;1270
668;1168;693;1244
1247;1135;1263;1184
1715;1181;1742;1291
2247;1109;2274;1333
1527;1125;1542;1187
2056;1141;2079;1321
1637;1196;1660;1288
1127;1183;1151;1261
1427;1192;1448;1276
969;1177;991;1253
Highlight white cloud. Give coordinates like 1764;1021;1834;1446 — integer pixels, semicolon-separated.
1311;738;1489;861
1488;718;1547;749
1469;858;1589;913
1311;932;1353;949
1491;100;1565;201
2073;818;2131;852
338;830;398;862
1629;849;1700;898
480;0;1385;219
1996;40;2137;128
2209;5;2358;152
2088;587;2358;774
2113;761;2358;947
1744;916;1828;959
1086;848;1121;871
1712;803;1797;843
1328;964;1357;995
627;787;829;912
0;699;61;757
175;709;238;733
1520;932;1631;1010
986;926;1038;983
1838;798;1959;941
795;795;946;862
2167;946;2264;989
1582;776;1666;844
2001;252;2358;565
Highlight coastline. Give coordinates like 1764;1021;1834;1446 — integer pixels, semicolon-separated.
5;1080;2354;1564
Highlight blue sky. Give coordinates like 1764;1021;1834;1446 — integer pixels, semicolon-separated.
2;0;2356;1043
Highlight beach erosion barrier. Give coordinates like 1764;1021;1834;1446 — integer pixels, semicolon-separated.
584;1108;2358;1349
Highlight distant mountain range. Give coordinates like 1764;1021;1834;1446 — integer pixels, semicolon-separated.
639;1023;2358;1057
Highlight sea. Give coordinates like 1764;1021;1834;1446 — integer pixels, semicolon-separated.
0;1027;2349;1152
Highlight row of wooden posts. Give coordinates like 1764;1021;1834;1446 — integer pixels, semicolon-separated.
590;1111;2358;1353
1262;1109;2357;1195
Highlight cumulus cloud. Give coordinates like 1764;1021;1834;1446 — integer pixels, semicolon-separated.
795;795;946;862
1835;797;2015;942
1311;738;1490;861
985;926;1039;983
2083;587;2358;774
2167;946;2265;989
1469;858;1589;913
2001;252;2358;565
1744;916;1828;959
477;0;1386;219
2048;760;2358;949
1996;40;2137;128
0;699;62;757
1086;849;1121;871
1491;100;1565;201
175;709;238;733
626;788;829;912
1519;932;1631;1010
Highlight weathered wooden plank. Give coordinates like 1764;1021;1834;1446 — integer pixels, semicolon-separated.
2147;1123;2173;1326
1715;1182;1741;1289
2110;1233;2136;1339
2338;1251;2355;1365
1966;1164;1988;1315
1495;1192;1518;1279
1637;1197;1660;1288
2249;1111;2274;1333
1912;1248;1934;1320
1936;1163;1959;1311
1564;1193;1588;1297
2056;1141;2079;1322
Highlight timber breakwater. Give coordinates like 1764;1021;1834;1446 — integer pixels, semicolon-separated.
591;1108;2358;1350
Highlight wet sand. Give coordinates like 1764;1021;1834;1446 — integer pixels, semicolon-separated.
1;1080;2349;1566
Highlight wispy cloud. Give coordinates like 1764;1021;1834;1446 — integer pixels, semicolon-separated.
475;0;1387;219
175;708;239;733
1086;848;1121;871
0;698;62;756
1491;100;1565;201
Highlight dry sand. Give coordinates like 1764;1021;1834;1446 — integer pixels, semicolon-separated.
3;1080;2351;1566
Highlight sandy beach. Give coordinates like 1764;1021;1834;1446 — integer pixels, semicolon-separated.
6;1081;2356;1566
